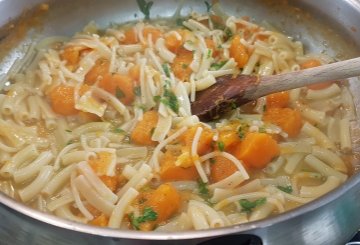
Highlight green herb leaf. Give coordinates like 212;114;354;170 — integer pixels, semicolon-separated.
153;95;161;102
237;123;249;140
224;28;233;39
277;185;293;194
162;63;171;78
197;179;209;197
150;127;155;136
66;140;74;145
176;18;185;26
182;63;189;69
239;198;266;213
207;49;212;59
217;141;225;152
136;0;154;20
134;86;141;96
258;127;266;133
113;128;126;134
115;87;125;99
210;60;227;70
204;1;213;12
129;207;158;230
65;129;72;133
209;158;216;164
161;88;179;113
263;104;267;112
230;101;237;110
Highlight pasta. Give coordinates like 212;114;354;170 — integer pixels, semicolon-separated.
0;4;356;232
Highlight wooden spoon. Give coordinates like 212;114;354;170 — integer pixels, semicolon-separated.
191;57;360;121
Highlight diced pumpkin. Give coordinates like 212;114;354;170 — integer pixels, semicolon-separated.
122;28;138;44
159;151;199;181
143;27;163;44
171;47;193;82
180;125;214;155
165;33;183;53
84;59;110;85
140;183;181;230
129;64;140;82
49;85;78;116
229;35;249;68
88;151;113;175
266;91;290;108
205;38;220;57
89;214;109;227
234;132;279;169
263;107;303;138
99;175;118;192
218;129;242;151
130;110;159;146
98;73;135;105
61;46;81;67
210;156;238;183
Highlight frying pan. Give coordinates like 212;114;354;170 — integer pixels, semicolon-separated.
0;0;360;244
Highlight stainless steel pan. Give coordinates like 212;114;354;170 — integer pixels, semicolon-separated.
1;0;360;244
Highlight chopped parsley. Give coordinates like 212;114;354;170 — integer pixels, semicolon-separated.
239;198;267;213
263;104;267;112
230;101;237;110
153;95;161;102
204;1;213;12
161;88;179;113
277;185;293;194
113;128;126;134
65;129;72;133
217;141;225;152
136;0;154;20
115;87;125;99
150;127;155;136
182;63;189;69
258;127;266;133
162;63;171;78
129;207;158;230
210;60;227;70
209;158;216;164
134;86;141;96
66;140;74;145
237;123;249;140
197;179;210;197
224;28;233;39
137;104;147;111
207;49;212;59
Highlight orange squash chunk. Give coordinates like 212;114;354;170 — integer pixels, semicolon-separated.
171;47;193;82
130;110;159;146
266;91;290;108
84;59;110;85
234;132;279;169
263;107;303;138
229;35;249;68
98;73;135;105
159;151;199;181
210;156;238;183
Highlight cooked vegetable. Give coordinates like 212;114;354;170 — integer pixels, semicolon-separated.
300;59;334;90
171;47;193;81
229;35;249;68
131;110;159;146
84;59;110;85
263;108;303;138
49;85;78;116
234;132;279;169
159;151;199;181
277;185;293;194
99;73;135;105
210;156;238;182
266;91;289;108
139;183;181;230
239;198;267;213
180;125;214;155
89;214;109;227
88;151;113;175
130;207;158;230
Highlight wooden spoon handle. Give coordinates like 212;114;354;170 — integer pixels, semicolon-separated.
248;57;360;99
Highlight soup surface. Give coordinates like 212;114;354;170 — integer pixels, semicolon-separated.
0;3;356;231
